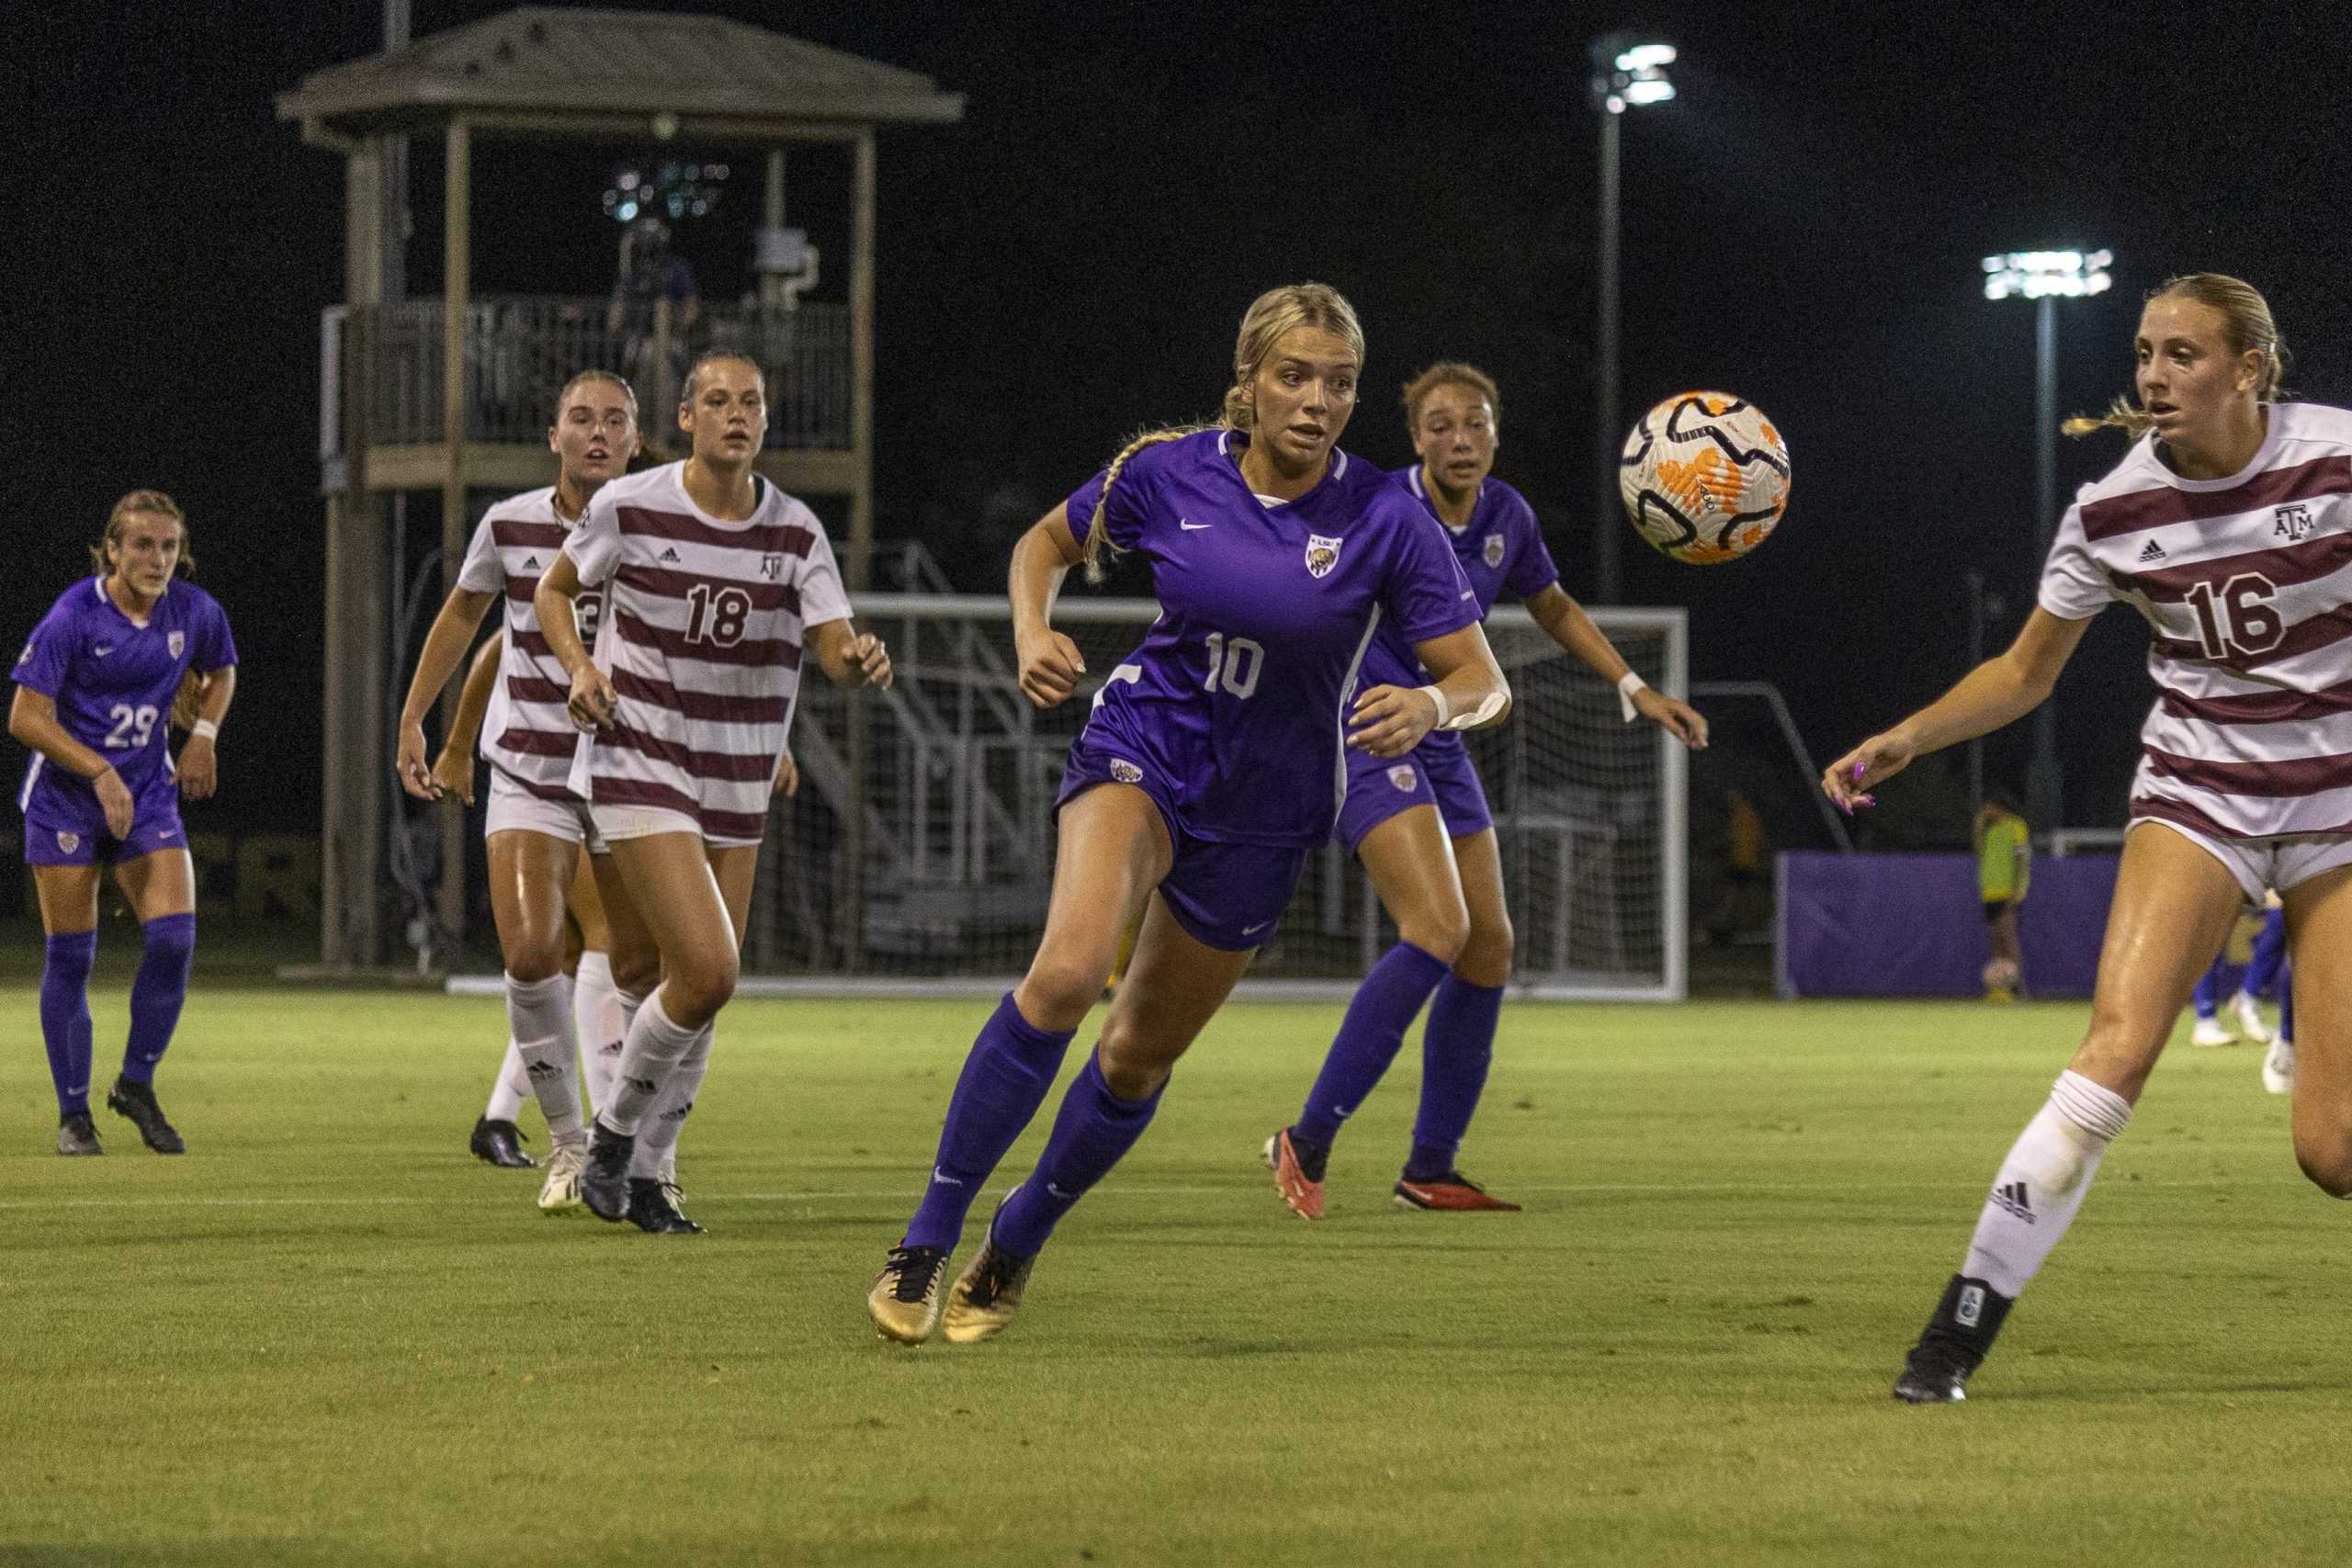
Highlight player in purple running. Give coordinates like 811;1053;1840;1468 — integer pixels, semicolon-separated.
866;284;1513;1345
11;491;237;1155
1267;363;1708;1218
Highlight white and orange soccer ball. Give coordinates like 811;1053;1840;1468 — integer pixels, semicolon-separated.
1618;391;1791;565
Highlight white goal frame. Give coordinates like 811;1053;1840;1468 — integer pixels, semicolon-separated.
450;594;1686;1003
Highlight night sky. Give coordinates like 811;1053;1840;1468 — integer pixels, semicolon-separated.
14;0;2350;847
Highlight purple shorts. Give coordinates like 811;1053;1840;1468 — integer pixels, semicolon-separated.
1057;738;1306;952
1334;735;1493;852
21;769;187;867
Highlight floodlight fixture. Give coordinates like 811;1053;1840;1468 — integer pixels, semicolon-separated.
1589;33;1676;115
1982;249;2113;301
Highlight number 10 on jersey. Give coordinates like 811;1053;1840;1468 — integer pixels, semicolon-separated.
1202;633;1264;699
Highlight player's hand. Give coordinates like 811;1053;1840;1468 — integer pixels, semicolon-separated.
176;735;218;800
773;750;799;798
567;664;617;732
1347;684;1441;759
1636;689;1710;750
396;717;441;800
95;767;135;839
169;671;206;733
842;632;893;691
1822;731;1911;813
1016;627;1086;709
430;747;476;807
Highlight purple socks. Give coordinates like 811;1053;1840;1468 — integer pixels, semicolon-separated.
1407;975;1503;1181
40;931;98;1118
123;914;196;1085
1294;942;1451;1150
903;993;1077;1251
990;1052;1163;1256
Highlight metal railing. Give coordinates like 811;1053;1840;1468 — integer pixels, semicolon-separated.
321;295;851;457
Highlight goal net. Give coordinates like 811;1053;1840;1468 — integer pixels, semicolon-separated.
741;594;1687;999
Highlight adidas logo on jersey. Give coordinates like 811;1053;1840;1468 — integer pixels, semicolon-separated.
1990;1179;2034;1224
659;547;683;563
2138;539;2166;562
522;554;540;569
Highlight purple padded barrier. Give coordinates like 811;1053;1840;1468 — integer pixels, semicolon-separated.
1774;851;2120;998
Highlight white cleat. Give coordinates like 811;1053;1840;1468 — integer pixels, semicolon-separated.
2262;1040;2295;1097
2232;992;2272;1045
538;1139;587;1213
2189;1017;2235;1048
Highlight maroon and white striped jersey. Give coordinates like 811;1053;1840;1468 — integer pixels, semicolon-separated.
560;462;850;843
456;487;606;800
2039;402;2352;840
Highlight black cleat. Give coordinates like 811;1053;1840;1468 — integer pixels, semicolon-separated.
580;1122;635;1222
469;1116;536;1169
107;1077;185;1155
1893;1273;2014;1404
57;1111;103;1156
628;1178;706;1235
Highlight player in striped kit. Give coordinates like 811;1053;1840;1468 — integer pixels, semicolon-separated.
1267;363;1707;1217
865;284;1513;1346
11;491;237;1155
1823;275;2352;1402
396;368;641;1213
536;351;890;1232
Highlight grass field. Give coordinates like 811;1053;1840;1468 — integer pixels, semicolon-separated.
3;987;2345;1566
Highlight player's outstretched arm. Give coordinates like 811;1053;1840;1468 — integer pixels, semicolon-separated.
1009;503;1087;709
1350;624;1512;760
395;586;497;799
808;618;894;691
533;553;616;732
175;664;236;801
1823;606;2092;811
1524;582;1708;749
8;686;134;838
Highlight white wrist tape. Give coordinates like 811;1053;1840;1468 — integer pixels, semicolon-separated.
1419;683;1507;732
1616;671;1648;723
191;719;220;740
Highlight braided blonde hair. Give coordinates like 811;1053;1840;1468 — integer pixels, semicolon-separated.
2064;273;2289;439
1080;282;1365;581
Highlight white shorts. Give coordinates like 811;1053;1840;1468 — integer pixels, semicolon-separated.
587;800;734;845
2133;817;2352;902
486;770;605;852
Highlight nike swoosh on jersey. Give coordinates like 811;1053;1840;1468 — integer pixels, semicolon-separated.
1180;521;1213;531
93;646;113;657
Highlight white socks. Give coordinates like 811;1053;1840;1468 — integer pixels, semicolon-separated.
1962;1070;2133;1297
483;1038;531;1123
572;950;626;1114
632;1023;714;1181
599;988;698;1137
505;972;586;1146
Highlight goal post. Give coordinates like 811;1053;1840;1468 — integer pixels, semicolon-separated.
455;594;1687;1000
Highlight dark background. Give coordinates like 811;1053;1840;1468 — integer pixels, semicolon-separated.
11;0;2349;846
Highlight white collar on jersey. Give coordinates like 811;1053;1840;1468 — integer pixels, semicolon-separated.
1408;464;1484;535
93;573;169;618
1216;428;1349;492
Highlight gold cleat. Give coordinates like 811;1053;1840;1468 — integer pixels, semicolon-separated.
867;1246;949;1344
941;1233;1036;1345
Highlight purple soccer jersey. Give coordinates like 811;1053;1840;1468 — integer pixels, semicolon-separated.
13;576;237;823
1064;430;1479;848
1354;466;1558;695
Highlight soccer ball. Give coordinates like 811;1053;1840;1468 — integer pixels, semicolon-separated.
1618;391;1791;565
1982;958;2021;993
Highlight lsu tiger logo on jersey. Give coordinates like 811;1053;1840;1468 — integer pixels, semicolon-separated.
1387;764;1418;793
1305;534;1343;579
56;831;79;853
1483;532;1506;569
167;630;185;659
1109;758;1144;784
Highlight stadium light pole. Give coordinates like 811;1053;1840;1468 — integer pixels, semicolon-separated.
1982;249;2112;837
1589;35;1676;605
